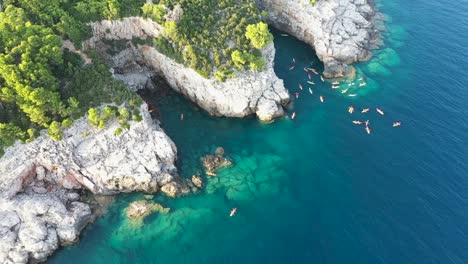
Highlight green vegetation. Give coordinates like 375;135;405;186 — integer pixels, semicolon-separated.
145;0;273;80
310;0;317;6
142;2;166;24
87;103;139;131
0;1;143;154
0;0;273;154
245;22;274;49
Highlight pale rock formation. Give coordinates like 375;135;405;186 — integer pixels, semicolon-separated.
110;46;156;92
0;105;181;263
256;0;379;77
87;18;290;122
84;17;162;49
138;43;289;122
125;200;170;225
191;175;203;188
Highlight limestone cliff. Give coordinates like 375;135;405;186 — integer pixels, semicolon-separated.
138;43;290;122
0;105;183;263
84;17;162;49
86;18;290;122
256;0;379;78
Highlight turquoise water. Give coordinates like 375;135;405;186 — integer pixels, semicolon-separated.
51;0;468;263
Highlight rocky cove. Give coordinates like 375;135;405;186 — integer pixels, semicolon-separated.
0;0;379;263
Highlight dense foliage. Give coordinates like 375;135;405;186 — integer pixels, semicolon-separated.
0;0;273;154
0;1;142;155
144;0;274;80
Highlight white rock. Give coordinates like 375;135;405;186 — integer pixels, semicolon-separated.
138;43;289;122
67;192;80;202
255;0;379;77
84;17;163;49
35;166;46;181
0;104;181;263
87;18;290;122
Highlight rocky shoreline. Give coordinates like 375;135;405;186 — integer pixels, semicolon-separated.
85;17;290;122
256;0;379;78
0;105;189;263
0;1;381;262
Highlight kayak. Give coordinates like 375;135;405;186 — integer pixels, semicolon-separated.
230;208;238;217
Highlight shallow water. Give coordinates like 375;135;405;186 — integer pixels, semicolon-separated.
51;0;468;263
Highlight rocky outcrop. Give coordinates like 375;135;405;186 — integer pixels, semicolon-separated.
110;46;156;92
87;18;290;122
125;200;170;226
201;147;232;176
256;0;378;78
1;105;178;197
138;43;290;122
191;175;203;188
0;105;181;263
84;17;162;49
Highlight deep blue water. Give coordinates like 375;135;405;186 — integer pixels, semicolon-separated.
50;0;468;263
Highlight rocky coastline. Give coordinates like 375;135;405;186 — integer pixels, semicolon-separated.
0;105;188;263
255;0;380;78
0;0;381;262
85;17;291;122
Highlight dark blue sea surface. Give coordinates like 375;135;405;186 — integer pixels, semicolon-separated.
50;0;468;263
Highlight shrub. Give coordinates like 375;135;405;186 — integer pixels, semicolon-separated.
114;128;123;136
47;121;63;141
245;22;273;49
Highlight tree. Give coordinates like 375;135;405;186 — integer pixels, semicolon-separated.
250;56;265;72
245;22;273;49
47;121;63;141
231;50;247;68
119;108;130;119
88;108;100;127
102;105;117;121
0;123;25;147
104;0;121;20
164;21;179;41
142;3;166;24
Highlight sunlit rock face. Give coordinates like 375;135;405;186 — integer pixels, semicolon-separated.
88;18;290;122
256;0;379;78
0;105;181;264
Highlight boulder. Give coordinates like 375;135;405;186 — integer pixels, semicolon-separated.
125;200;170;226
201;147;232;176
191;175;203;188
160;182;180;198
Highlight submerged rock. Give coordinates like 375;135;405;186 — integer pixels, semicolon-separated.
205;153;286;201
366;61;392;76
191;175;204;188
111;207;215;250
201;147;232;176
125;200;170;226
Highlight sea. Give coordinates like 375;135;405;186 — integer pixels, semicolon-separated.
50;0;468;263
